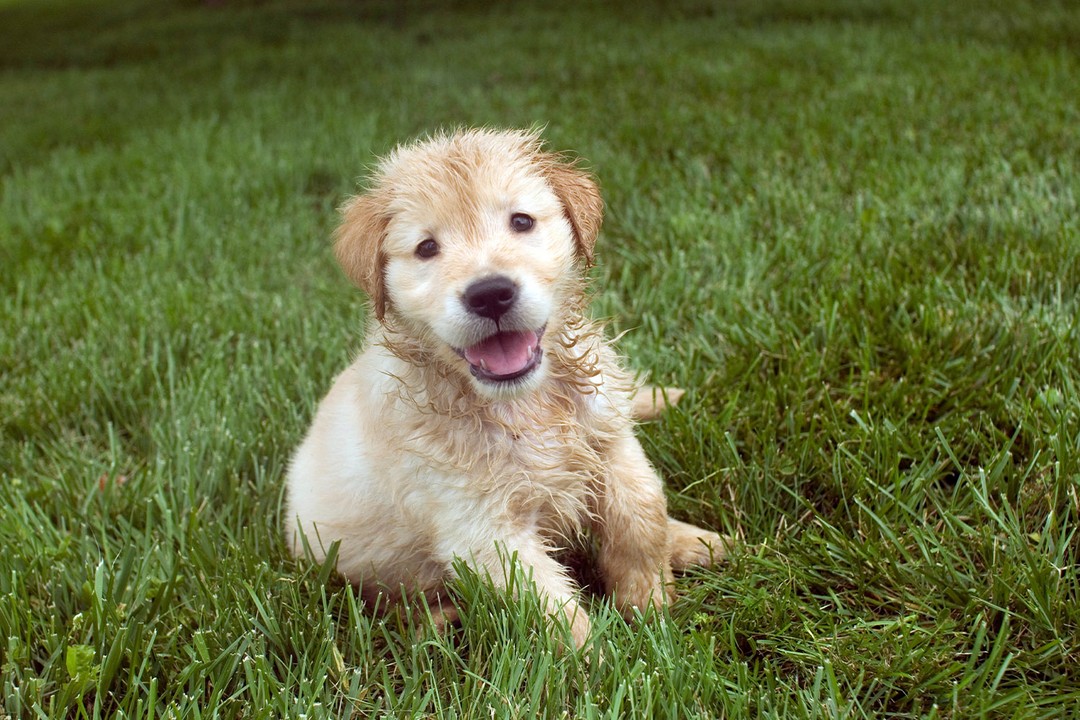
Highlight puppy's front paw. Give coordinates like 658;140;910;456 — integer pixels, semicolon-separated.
564;604;592;649
607;566;675;619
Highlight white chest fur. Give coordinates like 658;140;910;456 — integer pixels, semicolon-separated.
285;325;633;591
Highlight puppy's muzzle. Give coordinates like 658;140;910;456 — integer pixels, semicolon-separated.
457;275;544;385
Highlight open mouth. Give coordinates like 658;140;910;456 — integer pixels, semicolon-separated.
457;326;545;384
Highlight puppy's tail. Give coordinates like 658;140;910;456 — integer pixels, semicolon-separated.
630;386;685;421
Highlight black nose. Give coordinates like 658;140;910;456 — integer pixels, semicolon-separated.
463;276;518;321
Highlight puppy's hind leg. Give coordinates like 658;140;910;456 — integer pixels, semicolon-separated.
630;386;685;421
668;518;729;571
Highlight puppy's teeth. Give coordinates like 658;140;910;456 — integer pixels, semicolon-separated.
479;359;488;371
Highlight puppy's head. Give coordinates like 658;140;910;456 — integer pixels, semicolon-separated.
335;128;603;399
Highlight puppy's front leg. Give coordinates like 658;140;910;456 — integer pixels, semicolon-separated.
461;534;590;648
593;431;675;616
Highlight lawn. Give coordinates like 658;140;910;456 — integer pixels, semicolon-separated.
1;0;1078;717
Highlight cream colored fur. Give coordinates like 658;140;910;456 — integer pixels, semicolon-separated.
284;129;723;647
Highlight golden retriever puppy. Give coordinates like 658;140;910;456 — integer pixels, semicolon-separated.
284;128;723;647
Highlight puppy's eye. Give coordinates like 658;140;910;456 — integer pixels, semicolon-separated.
510;213;534;233
415;238;439;259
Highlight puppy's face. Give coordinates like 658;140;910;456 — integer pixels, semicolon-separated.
335;130;603;399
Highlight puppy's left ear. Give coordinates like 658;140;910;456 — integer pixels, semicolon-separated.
540;158;604;266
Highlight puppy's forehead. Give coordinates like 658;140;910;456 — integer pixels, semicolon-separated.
375;132;557;221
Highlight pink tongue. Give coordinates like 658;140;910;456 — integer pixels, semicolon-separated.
463;330;538;376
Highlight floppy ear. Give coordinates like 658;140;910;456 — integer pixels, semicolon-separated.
334;192;390;320
539;157;604;266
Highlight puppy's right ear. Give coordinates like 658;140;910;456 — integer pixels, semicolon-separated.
334;193;389;320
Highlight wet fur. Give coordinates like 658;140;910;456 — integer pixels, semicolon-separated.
284;129;723;647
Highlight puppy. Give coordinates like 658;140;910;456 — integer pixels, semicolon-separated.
284;129;723;647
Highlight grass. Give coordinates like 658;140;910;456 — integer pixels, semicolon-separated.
1;0;1078;716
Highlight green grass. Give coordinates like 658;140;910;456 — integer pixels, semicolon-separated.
2;0;1078;716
